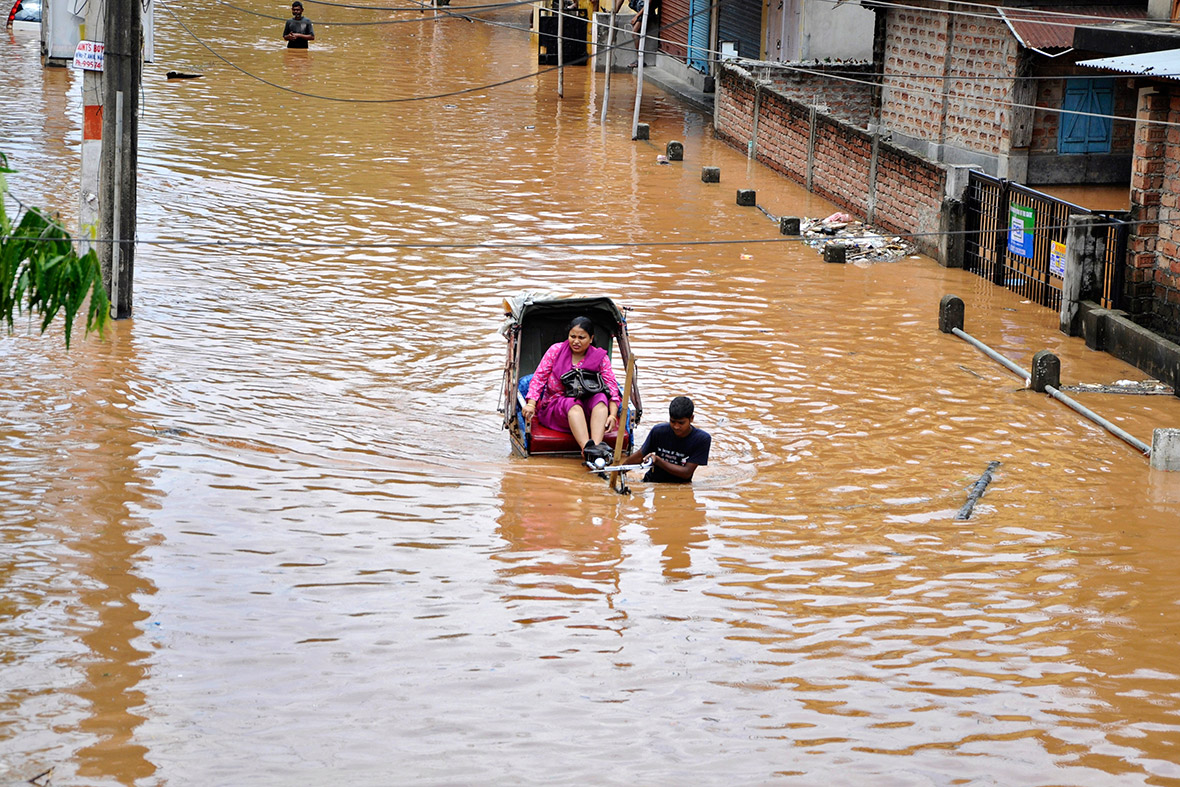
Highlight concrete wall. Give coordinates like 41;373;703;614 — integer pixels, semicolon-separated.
715;62;948;258
799;0;875;61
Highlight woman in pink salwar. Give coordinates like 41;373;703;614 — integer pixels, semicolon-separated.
522;317;622;461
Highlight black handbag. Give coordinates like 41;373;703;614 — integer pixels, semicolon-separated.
560;367;606;398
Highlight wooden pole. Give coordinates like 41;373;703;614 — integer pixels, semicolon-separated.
557;0;564;98
610;351;636;493
629;0;651;139
600;5;617;123
99;0;141;319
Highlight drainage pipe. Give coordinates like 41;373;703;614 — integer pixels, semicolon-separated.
940;295;1151;457
1044;385;1151;455
951;327;1029;382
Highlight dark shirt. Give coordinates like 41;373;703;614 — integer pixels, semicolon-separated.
640;423;710;483
284;17;314;48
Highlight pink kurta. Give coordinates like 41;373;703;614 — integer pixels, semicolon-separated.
526;341;621;433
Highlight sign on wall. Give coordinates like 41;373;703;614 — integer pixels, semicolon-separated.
1008;204;1035;259
1049;240;1067;278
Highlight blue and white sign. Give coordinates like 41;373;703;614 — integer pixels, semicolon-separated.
1008;204;1035;259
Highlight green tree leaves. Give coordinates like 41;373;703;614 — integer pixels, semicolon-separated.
1;152;109;349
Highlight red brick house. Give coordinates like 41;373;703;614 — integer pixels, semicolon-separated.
1079;44;1180;337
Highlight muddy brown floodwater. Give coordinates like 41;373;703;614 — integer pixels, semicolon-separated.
4;8;1180;786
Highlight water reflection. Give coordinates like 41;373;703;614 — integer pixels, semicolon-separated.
493;463;624;631
639;486;707;582
0;328;158;786
5;3;1180;783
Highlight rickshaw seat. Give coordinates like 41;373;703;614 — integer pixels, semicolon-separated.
518;374;627;455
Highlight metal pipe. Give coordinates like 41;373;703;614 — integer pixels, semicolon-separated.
951;327;1151;457
600;7;617;123
1046;385;1151;455
630;0;651;139
952;327;1029;381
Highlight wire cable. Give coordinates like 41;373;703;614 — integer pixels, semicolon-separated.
161;0;579;102
219;0;540;25
0;216;1165;252
853;0;1180;33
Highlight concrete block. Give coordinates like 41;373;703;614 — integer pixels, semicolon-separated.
701;166;720;183
634;123;650;140
666;141;684;161
938;294;964;333
1152;428;1180;470
780;216;801;235
736;189;756;206
824;244;847;264
1030;350;1060;393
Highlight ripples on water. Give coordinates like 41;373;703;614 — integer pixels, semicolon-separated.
4;9;1180;785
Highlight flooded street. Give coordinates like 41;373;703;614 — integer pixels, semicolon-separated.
5;6;1180;784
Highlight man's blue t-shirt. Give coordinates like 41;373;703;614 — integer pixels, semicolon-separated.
640;423;710;483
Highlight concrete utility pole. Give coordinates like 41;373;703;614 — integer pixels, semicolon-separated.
79;0;104;255
98;0;141;319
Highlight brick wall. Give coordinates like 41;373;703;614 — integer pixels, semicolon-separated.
878;6;1017;157
740;61;875;126
1129;85;1180;339
716;62;948;255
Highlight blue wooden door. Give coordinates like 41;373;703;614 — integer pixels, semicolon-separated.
1059;78;1114;155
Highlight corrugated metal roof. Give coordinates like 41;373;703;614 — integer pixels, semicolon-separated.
999;5;1148;56
1079;47;1180;79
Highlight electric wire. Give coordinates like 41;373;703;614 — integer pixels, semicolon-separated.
0;208;1167;251
168;0;1180;131
851;0;1180;33
160;0;576;102
218;0;541;25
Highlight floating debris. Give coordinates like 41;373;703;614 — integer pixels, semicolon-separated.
798;212;915;263
1060;379;1174;396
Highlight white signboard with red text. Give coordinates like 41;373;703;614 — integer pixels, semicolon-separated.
73;39;104;71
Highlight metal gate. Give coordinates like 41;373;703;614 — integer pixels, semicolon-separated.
964;171;1128;312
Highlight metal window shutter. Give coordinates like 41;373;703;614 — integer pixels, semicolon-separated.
661;0;690;59
688;0;710;72
719;0;762;60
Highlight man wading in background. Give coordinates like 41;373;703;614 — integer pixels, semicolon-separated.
283;1;315;48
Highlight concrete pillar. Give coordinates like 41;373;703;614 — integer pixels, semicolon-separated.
1060;214;1106;336
1151;428;1180;470
99;0;141;319
736;189;755;206
701;166;720;183
666;140;683;161
79;0;105;254
1030;350;1060;393
939;198;965;269
780;216;800;235
938;294;964;333
806;106;817;192
634;123;650;140
824;244;847;264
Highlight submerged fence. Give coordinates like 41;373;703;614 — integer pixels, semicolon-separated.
963;172;1129;312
